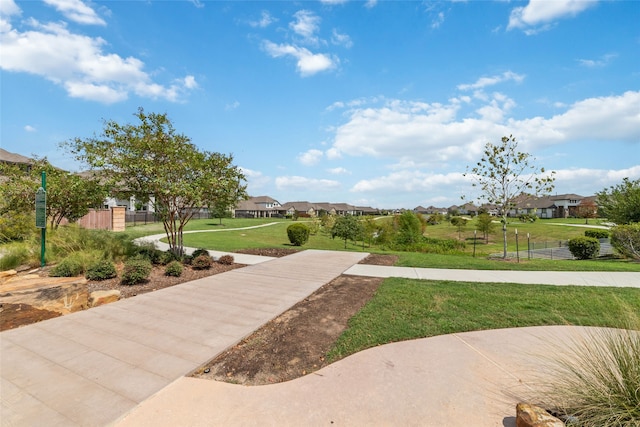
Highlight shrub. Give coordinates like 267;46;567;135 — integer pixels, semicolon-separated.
610;223;640;261
287;223;310;246
132;243;162;264
182;254;194;265
217;254;234;265
85;260;117;281
50;257;84;277
0;242;36;271
157;250;180;265
584;229;609;239
121;258;152;285
191;248;210;259
192;254;213;270
394;212;423;245
164;261;183;277
537;323;640;426
568;236;600;260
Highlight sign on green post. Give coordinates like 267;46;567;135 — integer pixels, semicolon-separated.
36;171;46;267
36;187;46;228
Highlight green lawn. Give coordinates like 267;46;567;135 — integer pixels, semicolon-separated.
149;217;639;272
327;278;640;362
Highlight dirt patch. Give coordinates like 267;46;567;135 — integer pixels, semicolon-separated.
3;251;398;381
0;303;62;331
192;275;383;385
234;248;300;258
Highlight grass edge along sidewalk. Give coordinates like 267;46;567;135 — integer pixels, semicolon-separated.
327;278;640;362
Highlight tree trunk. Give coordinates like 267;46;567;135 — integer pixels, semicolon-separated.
502;222;508;258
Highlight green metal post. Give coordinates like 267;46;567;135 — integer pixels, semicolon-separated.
41;171;46;267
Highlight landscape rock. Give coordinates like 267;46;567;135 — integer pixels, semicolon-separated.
0;276;88;315
516;403;564;427
0;270;17;280
89;290;121;307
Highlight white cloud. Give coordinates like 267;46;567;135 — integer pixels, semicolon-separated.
0;16;196;103
578;53;617;68
249;11;275;28
298;149;324;166
262;41;336;76
431;12;445;29
0;0;20;17
24;124;36;132
327;91;640;168
327;167;350;175
240;167;271;193
364;0;377;9
290;10;321;45
550;165;640;196
331;29;352;48
225;101;240;111
43;0;106;26
351;170;466;193
508;0;598;33
320;0;348;4
275;175;341;192
457;71;525;91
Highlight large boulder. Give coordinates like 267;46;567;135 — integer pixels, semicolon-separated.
1;274;88;315
516;403;564;427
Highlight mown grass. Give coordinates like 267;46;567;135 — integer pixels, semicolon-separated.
168;218;639;271
327;278;640;362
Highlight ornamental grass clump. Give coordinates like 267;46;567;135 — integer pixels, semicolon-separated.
537;322;640;426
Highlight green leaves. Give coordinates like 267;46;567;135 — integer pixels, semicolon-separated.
62;108;247;254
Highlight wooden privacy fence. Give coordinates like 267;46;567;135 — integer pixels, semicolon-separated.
59;206;126;232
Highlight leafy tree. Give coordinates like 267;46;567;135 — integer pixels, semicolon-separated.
331;215;363;249
394;211;424;245
449;216;467;240
610;223;640;261
575;199;598;224
475;213;495;244
464;135;555;258
596;178;640;225
0;158;107;230
63;108;247;255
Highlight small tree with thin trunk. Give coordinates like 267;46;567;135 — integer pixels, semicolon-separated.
464;135;555;258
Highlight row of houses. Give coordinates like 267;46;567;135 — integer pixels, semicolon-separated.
234;196;381;218
2;149;598;220
414;193;598;219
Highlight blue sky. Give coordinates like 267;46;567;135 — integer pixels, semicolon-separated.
1;0;639;209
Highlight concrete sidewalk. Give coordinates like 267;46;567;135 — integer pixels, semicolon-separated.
115;325;601;427
345;264;640;287
1;250;367;426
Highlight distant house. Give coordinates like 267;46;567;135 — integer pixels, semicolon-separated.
0;148;34;172
279;201;317;217
234;196;282;218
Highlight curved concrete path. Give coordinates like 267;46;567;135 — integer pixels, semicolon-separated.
115;325;602;427
0;250;367;426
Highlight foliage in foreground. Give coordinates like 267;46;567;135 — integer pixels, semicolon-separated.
536;320;640;426
597;177;640;225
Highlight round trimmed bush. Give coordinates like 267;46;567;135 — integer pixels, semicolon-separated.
287;223;310;246
584;229;609;239
164;261;183;277
217;254;234;265
568;236;600;260
50;257;84;277
121;258;152;285
85;260;117;281
192;254;213;270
